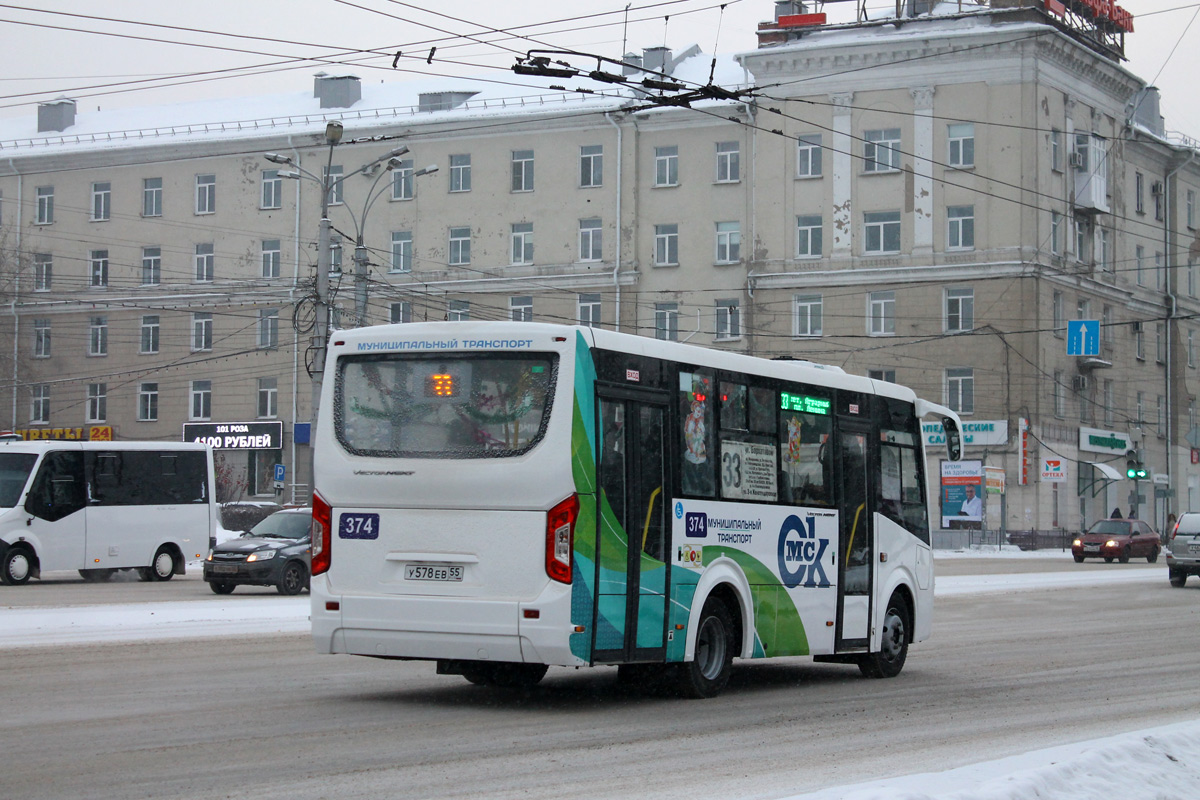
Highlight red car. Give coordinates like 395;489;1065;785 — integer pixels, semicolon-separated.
1072;519;1161;563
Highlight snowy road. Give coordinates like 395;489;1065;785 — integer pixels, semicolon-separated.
0;557;1196;800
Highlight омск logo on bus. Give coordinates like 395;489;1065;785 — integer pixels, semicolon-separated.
777;515;831;588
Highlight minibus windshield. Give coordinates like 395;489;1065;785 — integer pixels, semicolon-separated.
0;453;38;508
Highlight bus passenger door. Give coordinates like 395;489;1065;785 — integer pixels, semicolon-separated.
592;392;669;664
835;426;874;648
21;450;87;572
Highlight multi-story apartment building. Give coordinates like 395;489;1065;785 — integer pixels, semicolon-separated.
1;0;1197;535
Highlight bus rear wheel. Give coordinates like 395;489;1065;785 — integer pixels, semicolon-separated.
858;593;910;679
461;662;548;689
676;598;735;698
139;547;177;581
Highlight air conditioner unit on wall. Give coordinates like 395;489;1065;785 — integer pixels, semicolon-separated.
1069;151;1086;169
1073;375;1088;392
1152;181;1164;196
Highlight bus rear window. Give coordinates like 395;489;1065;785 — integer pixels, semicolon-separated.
336;353;558;458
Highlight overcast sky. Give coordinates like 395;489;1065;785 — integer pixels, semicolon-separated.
2;1;1198;136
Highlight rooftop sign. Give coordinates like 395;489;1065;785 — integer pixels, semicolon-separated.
1046;0;1134;34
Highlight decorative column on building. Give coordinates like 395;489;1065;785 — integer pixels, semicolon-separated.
911;86;935;258
830;92;854;259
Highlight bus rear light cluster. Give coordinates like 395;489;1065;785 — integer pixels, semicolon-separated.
311;491;333;575
545;494;579;584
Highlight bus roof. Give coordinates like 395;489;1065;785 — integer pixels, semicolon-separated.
332;320;921;405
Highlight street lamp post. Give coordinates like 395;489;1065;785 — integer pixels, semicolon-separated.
263;124;430;487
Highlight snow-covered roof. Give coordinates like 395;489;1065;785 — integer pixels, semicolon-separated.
0;49;749;158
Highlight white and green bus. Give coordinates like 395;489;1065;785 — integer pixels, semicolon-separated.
310;322;961;697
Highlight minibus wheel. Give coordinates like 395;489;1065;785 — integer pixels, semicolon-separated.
140;547;177;581
858;592;910;679
2;547;33;585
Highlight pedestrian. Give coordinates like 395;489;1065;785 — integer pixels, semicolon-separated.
1111;507;1122;519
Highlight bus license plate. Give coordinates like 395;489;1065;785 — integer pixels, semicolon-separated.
405;564;463;582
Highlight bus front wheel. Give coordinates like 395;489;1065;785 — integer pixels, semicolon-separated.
139;547;177;582
2;547;33;586
677;598;735;698
858;593;910;679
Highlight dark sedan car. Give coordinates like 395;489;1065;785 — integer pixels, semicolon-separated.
204;508;312;595
1071;518;1161;564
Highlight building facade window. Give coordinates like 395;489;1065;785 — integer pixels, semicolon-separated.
947;123;975;168
33;319;50;358
33;254;51;291
257;378;278;419
796;215;823;258
192;312;213;352
195;243;214;282
655;302;679;341
715;221;741;263
448;299;470;322
1099;228;1112;272
30;385;50;425
654;224;679;266
510;295;533;322
1189;189;1197;229
864;128;901;172
946;287;974;332
448;227;471;266
1052;290;1065;337
323;165;344;205
1135;172;1145;214
1156;251;1166;290
1054;370;1066;418
715;299;740;340
190;380;212;421
1051;210;1061;255
1156;322;1165;364
88;316;108;356
1104;379;1114;425
1136;245;1146;286
390;231;413;273
91;181;111;221
947;205;975;250
794;294;822;337
143;177;162;217
511;150;534;192
946;368;974;414
138;382;159;422
578;293;601;327
258;309;279;349
261;239;281;279
511;222;534;265
796;134;822;178
715;141;740;183
36;186;54;224
140;315;160;354
261;170;282;209
1102;305;1114;346
141;247;161;285
1189;329;1196;368
1135;322;1145;360
868;290;895;335
389;301;411;324
329;238;343;276
864;211;901;254
449;154;471;192
86;384;107;423
580;145;603;188
195;174;215;214
89;250;109;288
654;145;678;186
391;158;415;200
1051;129;1062;172
579;218;602;262
869;369;897;383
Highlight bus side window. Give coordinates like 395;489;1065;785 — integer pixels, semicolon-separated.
780;410;832;506
24;451;85;522
679;370;715;498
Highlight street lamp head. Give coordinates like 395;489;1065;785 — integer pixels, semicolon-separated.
277;170;301;179
325;121;344;145
264;152;293;165
386;145;410;159
415;164;439;177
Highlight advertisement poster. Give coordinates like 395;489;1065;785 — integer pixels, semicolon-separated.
941;460;984;529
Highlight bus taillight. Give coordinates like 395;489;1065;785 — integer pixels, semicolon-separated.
312;492;333;575
546;494;579;584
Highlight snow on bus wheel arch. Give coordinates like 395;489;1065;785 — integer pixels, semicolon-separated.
683;556;755;662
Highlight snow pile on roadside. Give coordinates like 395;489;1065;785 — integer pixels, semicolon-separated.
779;719;1200;800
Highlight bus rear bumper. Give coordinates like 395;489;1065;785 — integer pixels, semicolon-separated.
311;576;583;666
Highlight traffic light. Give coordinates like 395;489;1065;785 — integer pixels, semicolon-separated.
1125;449;1148;479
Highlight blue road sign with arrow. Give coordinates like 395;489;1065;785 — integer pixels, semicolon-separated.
1067;320;1100;356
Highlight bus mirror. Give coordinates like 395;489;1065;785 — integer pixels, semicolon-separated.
942;416;962;461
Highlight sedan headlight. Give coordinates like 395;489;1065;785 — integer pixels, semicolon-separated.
246;549;277;562
206;550;213;561
1073;539;1082;547
1105;539;1118;548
